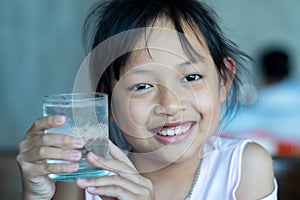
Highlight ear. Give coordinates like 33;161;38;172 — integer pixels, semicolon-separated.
219;57;236;103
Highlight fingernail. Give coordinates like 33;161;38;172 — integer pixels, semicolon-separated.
73;138;84;147
70;151;81;160
77;178;88;184
54;116;65;124
69;163;79;170
88;187;96;191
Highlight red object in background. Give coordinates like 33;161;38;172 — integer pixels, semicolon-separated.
221;130;300;157
276;140;300;157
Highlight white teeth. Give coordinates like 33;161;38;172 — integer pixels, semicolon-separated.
175;128;181;135
157;125;190;136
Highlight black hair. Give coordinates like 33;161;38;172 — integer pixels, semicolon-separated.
83;0;251;121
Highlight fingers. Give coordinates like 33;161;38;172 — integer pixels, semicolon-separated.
78;174;152;192
17;116;85;178
108;140;136;170
19;146;82;163
26;116;66;138
20;116;84;155
17;142;83;177
19;134;84;153
77;175;153;200
17;160;80;177
76;143;154;199
85;152;152;190
87;151;136;174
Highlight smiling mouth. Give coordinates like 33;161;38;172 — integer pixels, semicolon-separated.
154;123;194;137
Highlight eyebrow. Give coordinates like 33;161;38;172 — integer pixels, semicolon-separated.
178;61;197;67
126;69;153;75
122;68;153;80
176;57;205;68
177;50;207;65
124;58;206;77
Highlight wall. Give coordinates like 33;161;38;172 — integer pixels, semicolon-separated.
210;0;300;81
0;0;97;150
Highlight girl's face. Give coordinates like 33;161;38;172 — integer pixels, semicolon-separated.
110;19;228;165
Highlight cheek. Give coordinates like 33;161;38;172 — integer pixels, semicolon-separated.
194;92;220;121
128;99;152;128
111;92;151;136
192;81;222;130
192;82;220;113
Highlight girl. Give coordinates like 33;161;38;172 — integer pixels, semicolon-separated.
17;0;277;199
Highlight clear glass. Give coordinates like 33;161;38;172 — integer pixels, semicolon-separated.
43;92;109;181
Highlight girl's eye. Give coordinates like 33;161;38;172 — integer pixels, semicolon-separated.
132;83;152;90
182;74;202;82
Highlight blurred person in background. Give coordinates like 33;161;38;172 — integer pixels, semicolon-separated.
224;47;300;156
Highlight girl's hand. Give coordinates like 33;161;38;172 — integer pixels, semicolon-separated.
16;116;84;200
76;141;154;200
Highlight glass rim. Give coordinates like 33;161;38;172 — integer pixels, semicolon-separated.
43;92;107;103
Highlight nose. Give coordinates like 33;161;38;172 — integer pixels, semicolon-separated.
154;86;187;116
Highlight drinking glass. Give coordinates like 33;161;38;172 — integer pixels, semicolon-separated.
43;92;109;181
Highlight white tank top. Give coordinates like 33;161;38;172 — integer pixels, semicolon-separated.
187;137;277;200
85;137;277;200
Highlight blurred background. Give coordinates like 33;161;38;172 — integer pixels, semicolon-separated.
1;0;299;199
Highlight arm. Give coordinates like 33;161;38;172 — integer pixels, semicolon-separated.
235;142;275;200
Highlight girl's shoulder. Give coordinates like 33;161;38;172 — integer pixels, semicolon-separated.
235;141;276;199
190;137;277;199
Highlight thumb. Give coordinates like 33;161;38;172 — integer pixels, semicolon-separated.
108;140;136;170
